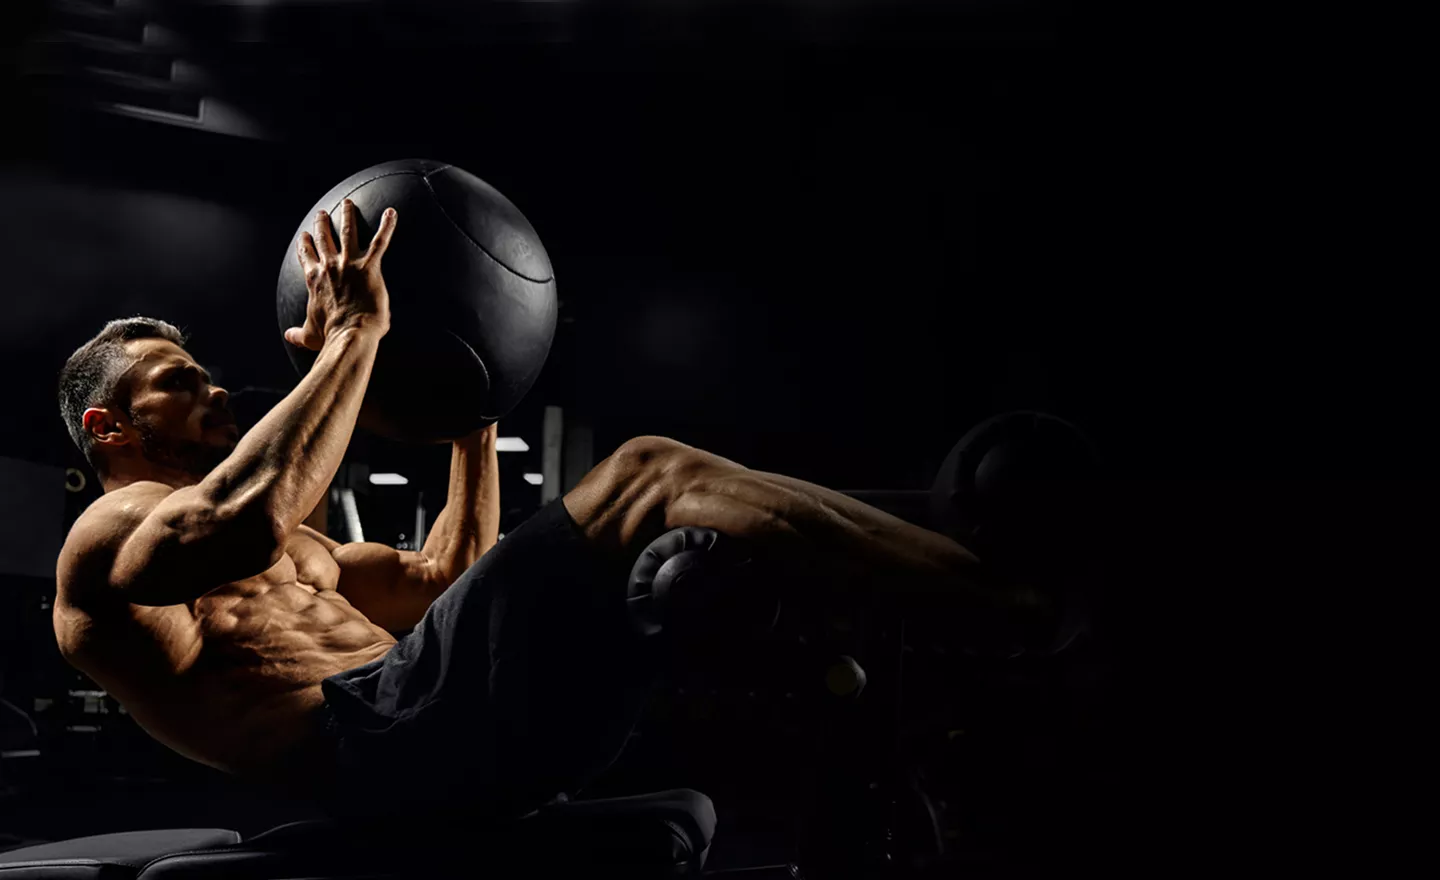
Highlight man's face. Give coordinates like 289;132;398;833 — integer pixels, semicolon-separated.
107;339;237;477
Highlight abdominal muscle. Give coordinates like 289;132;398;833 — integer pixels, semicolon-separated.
57;554;397;789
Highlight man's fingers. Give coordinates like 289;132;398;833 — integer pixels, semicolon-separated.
297;231;319;271
364;207;398;265
313;210;339;261
339;199;361;259
284;321;324;351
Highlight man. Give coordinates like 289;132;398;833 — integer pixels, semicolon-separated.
54;201;1057;820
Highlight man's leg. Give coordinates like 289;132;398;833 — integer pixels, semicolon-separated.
319;435;1061;821
563;436;1064;650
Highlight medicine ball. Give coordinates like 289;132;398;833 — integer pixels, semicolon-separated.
276;159;557;443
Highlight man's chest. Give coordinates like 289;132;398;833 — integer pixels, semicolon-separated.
58;533;347;666
282;531;341;594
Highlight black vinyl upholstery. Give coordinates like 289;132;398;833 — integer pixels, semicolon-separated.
0;789;715;880
0;830;240;880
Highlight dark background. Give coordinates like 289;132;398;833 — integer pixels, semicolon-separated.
0;0;1420;874
2;1;1422;485
6;0;1390;487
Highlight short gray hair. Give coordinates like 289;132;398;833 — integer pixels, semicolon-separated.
58;317;187;473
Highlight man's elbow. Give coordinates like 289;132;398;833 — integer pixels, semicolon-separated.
180;498;286;574
211;513;287;582
414;556;455;602
408;547;464;596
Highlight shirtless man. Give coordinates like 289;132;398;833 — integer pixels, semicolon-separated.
53;201;1058;819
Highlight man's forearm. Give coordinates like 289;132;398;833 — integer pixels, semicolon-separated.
198;326;382;540
419;427;500;585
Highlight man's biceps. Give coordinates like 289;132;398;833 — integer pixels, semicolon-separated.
333;541;399;566
108;522;168;585
296;523;342;552
333;543;405;588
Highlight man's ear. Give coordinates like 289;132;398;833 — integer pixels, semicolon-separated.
82;407;131;449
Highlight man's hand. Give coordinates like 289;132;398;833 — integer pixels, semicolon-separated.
284;200;398;351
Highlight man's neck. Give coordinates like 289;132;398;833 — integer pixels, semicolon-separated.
102;463;201;493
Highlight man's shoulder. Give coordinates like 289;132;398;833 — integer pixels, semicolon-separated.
58;482;175;599
66;482;174;548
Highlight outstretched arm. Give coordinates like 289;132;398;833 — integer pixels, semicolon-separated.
81;203;397;607
416;422;502;585
323;424;501;630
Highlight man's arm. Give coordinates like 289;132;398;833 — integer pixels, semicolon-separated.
104;203;397;606
294;527;439;633
416;423;501;585
317;424;501;631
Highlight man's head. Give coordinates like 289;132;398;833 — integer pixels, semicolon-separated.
59;317;237;485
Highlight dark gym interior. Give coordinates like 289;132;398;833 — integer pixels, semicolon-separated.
0;1;1416;877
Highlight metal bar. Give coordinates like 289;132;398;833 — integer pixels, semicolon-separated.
338;488;364;543
541;406;563;504
563;419;594;494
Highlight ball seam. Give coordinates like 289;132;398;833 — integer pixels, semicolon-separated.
420;169;554;285
326;169;422;217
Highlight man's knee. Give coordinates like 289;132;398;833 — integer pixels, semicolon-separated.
610;435;691;471
612;436;744;493
610;435;716;482
564;436;733;554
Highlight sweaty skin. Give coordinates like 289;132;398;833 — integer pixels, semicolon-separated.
54;418;502;791
53;432;1024;795
52;201;434;792
51;200;1052;797
54;497;395;783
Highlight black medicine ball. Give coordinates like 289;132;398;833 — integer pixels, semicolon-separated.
276;159;557;443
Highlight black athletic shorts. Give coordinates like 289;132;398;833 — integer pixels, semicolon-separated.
316;496;656;821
